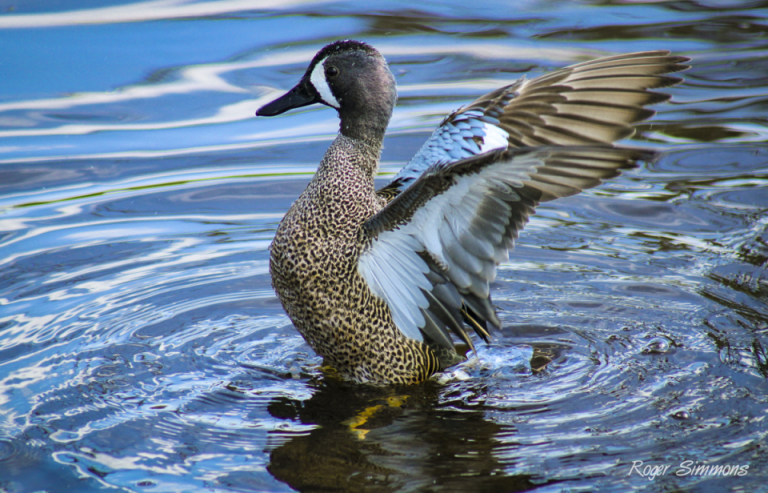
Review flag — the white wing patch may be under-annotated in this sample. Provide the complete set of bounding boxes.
[357,233,432,341]
[479,121,510,153]
[310,57,340,108]
[392,109,510,186]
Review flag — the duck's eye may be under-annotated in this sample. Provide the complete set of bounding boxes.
[326,65,339,77]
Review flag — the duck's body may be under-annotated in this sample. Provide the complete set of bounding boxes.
[270,134,439,384]
[257,41,689,385]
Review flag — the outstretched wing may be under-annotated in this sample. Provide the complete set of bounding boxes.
[361,146,653,350]
[379,51,688,199]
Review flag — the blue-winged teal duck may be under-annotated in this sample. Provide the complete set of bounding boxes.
[256,40,689,385]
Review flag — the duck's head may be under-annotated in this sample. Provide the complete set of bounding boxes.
[256,40,397,140]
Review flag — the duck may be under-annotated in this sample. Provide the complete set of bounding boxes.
[256,40,689,385]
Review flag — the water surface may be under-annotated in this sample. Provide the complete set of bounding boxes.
[1,1,767,492]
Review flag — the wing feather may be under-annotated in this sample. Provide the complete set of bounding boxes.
[379,51,688,199]
[360,146,654,351]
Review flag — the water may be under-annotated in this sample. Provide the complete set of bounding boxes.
[1,1,767,492]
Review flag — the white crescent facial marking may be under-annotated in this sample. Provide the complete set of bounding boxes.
[310,57,340,109]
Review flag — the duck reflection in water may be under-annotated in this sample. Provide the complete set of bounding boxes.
[259,378,536,492]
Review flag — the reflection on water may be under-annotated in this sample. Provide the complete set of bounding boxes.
[1,1,768,492]
[261,379,536,493]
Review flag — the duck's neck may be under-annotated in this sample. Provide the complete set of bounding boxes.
[301,133,382,226]
[318,133,382,184]
[338,114,389,144]
[337,86,393,148]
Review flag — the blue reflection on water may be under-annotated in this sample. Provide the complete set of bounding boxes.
[0,1,767,492]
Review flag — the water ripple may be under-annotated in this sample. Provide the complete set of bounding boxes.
[1,2,767,492]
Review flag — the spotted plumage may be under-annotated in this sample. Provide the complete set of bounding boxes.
[256,40,689,385]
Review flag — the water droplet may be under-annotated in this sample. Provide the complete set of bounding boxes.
[642,337,671,354]
[672,410,690,420]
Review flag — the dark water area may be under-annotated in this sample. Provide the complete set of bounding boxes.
[1,1,767,492]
